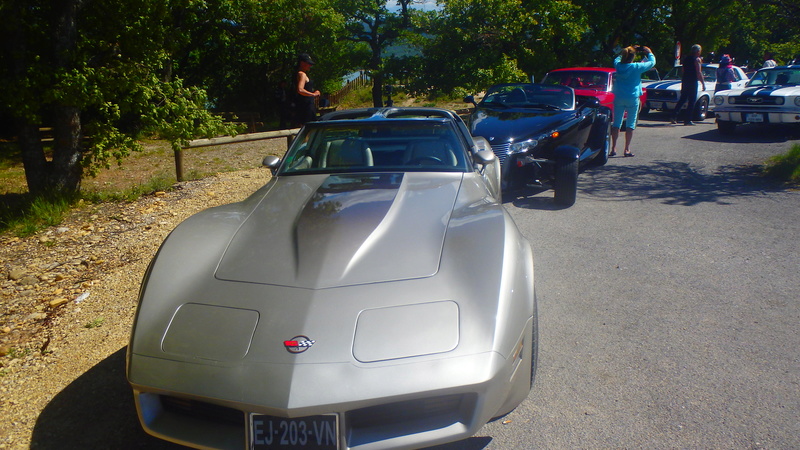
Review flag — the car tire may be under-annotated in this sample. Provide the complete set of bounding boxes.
[693,96,709,121]
[592,127,611,167]
[717,120,737,135]
[553,159,578,206]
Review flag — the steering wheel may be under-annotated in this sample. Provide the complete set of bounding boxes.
[410,156,444,165]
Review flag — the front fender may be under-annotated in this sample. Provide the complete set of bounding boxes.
[552,145,581,162]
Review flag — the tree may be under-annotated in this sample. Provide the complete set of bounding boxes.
[0,0,237,195]
[419,0,586,90]
[170,0,348,116]
[337,0,417,107]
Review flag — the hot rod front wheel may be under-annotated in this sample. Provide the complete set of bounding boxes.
[553,159,578,206]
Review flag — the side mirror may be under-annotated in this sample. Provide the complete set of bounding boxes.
[464,95,477,107]
[473,150,497,166]
[262,155,281,174]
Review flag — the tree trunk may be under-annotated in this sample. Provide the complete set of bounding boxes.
[372,71,384,108]
[43,0,86,195]
[51,106,83,193]
[18,121,50,195]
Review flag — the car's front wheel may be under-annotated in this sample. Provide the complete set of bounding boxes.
[693,96,709,121]
[717,120,737,135]
[553,159,578,206]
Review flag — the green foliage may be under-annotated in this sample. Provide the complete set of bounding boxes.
[763,144,800,185]
[0,0,798,198]
[0,194,74,237]
[415,0,584,90]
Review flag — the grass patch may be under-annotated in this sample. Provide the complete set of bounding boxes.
[1,172,179,236]
[763,144,800,185]
[0,193,75,237]
[82,173,176,203]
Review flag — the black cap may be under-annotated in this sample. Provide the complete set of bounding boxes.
[298,53,315,65]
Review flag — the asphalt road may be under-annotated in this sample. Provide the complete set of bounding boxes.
[466,117,800,448]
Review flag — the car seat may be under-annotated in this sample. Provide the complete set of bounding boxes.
[322,138,373,168]
[403,140,457,166]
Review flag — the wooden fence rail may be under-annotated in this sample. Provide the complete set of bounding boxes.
[175,128,300,181]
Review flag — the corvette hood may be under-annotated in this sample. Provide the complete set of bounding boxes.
[215,172,461,289]
[469,107,570,141]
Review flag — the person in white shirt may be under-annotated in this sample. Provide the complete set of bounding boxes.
[762,52,777,68]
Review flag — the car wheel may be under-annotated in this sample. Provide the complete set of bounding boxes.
[640,105,650,115]
[717,120,737,135]
[693,96,709,121]
[553,159,578,206]
[592,127,611,167]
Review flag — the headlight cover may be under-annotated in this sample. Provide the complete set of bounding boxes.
[794,96,800,107]
[509,139,539,154]
[714,95,725,106]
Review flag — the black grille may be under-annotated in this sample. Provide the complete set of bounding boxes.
[160,395,245,426]
[647,89,677,101]
[730,96,783,105]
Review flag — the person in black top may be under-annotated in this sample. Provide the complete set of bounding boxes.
[672,44,706,125]
[294,53,321,126]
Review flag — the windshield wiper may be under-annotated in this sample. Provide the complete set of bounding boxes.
[481,102,510,108]
[523,103,562,110]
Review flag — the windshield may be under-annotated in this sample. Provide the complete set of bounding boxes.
[542,71,609,91]
[480,83,575,110]
[278,121,470,175]
[663,65,718,82]
[746,68,800,87]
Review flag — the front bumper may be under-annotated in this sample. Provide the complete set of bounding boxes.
[714,108,800,124]
[129,345,528,450]
[646,100,677,111]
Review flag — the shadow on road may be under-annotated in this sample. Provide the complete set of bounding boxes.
[505,159,785,210]
[581,160,785,206]
[31,347,182,449]
[681,123,800,144]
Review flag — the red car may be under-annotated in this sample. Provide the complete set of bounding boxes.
[541,67,648,113]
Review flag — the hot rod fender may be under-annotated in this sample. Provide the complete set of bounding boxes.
[553,145,581,162]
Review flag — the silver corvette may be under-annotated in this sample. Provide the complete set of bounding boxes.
[127,107,537,450]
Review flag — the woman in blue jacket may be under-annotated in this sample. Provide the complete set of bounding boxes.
[612,46,656,157]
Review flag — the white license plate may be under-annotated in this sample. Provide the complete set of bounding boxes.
[250,414,338,449]
[746,113,764,123]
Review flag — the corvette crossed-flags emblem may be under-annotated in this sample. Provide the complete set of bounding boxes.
[283,336,315,353]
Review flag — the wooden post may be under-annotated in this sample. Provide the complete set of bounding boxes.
[174,148,184,181]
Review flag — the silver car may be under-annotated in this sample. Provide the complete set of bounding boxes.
[127,107,538,450]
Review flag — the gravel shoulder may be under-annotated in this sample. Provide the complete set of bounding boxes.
[0,144,279,448]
